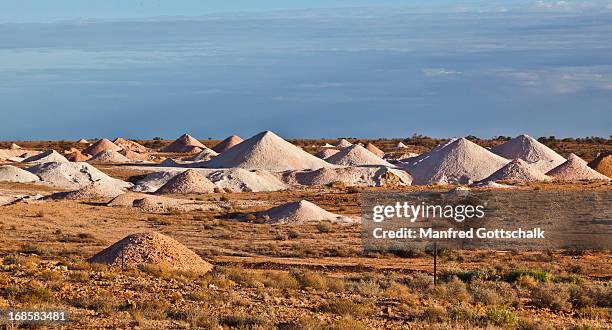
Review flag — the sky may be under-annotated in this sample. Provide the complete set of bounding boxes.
[1,1,611,140]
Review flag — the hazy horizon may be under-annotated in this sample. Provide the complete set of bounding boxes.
[1,1,611,140]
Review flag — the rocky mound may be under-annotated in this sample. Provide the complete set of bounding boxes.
[10,143,22,150]
[0,195,19,206]
[132,171,178,192]
[396,142,408,149]
[113,138,148,153]
[325,144,393,167]
[212,135,243,153]
[66,149,91,162]
[51,180,125,200]
[155,170,216,194]
[83,139,122,156]
[89,150,131,163]
[160,134,206,153]
[77,139,90,144]
[120,149,150,162]
[207,168,286,192]
[546,154,610,181]
[333,139,353,148]
[259,200,355,225]
[158,158,184,167]
[283,166,412,187]
[201,131,332,171]
[480,159,551,183]
[321,143,335,148]
[315,149,340,159]
[27,162,132,190]
[406,138,509,185]
[22,150,69,164]
[588,152,612,178]
[490,134,565,173]
[0,165,40,183]
[365,143,385,157]
[89,232,213,273]
[109,192,220,213]
[183,147,219,162]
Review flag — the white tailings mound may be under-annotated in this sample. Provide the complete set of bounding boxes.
[120,150,150,162]
[183,147,219,162]
[0,165,41,183]
[0,195,19,206]
[160,134,206,153]
[259,200,356,225]
[546,154,610,181]
[155,169,216,194]
[334,139,353,148]
[406,138,509,185]
[396,142,408,149]
[365,143,385,157]
[51,180,126,200]
[208,168,286,192]
[89,150,131,163]
[22,150,69,164]
[27,162,132,190]
[200,131,332,171]
[132,171,178,192]
[490,134,566,173]
[89,232,213,273]
[282,166,412,187]
[325,144,394,167]
[83,139,122,156]
[77,139,90,144]
[109,192,221,213]
[480,159,551,183]
[212,135,243,153]
[113,138,148,153]
[315,149,340,159]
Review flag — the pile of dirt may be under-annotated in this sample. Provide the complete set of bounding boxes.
[321,143,335,148]
[283,166,412,187]
[325,145,394,167]
[258,200,356,225]
[405,138,509,185]
[120,149,150,162]
[160,134,206,153]
[212,135,243,153]
[183,147,219,162]
[27,161,132,190]
[10,143,21,150]
[396,142,408,149]
[155,169,216,194]
[89,232,213,273]
[22,150,69,164]
[89,150,131,163]
[201,131,332,171]
[0,165,40,183]
[588,152,612,178]
[108,192,220,213]
[77,139,90,144]
[66,149,91,162]
[207,168,286,192]
[0,195,19,206]
[113,138,148,153]
[365,143,385,157]
[51,180,126,200]
[546,154,610,181]
[315,149,340,159]
[333,139,353,148]
[132,171,178,192]
[83,139,122,156]
[490,134,566,172]
[158,158,184,167]
[480,159,551,183]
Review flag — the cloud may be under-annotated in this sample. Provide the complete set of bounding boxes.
[422,68,462,77]
[495,67,612,94]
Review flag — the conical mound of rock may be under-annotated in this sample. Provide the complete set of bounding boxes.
[89,232,213,273]
[10,143,22,150]
[77,139,90,144]
[22,150,69,164]
[52,180,125,200]
[546,154,609,181]
[326,144,393,167]
[156,169,216,194]
[66,149,90,162]
[480,159,551,183]
[407,138,509,185]
[120,149,149,162]
[27,162,132,190]
[365,143,385,157]
[0,165,40,183]
[212,135,243,153]
[334,139,353,148]
[160,134,206,153]
[315,149,340,159]
[260,200,355,224]
[113,138,148,153]
[202,131,332,171]
[490,134,565,173]
[89,150,130,163]
[588,152,612,178]
[183,147,219,162]
[396,142,408,149]
[83,138,122,156]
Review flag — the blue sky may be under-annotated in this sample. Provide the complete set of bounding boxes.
[1,1,611,140]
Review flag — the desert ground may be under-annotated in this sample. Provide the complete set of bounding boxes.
[0,134,610,329]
